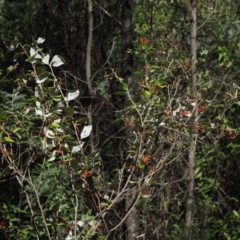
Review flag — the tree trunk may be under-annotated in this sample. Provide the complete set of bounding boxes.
[122,0,134,99]
[185,0,198,238]
[121,0,139,239]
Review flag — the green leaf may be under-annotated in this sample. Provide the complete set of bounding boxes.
[52,96,62,102]
[113,91,126,96]
[51,122,60,128]
[48,87,62,101]
[122,82,128,90]
[76,118,88,124]
[218,53,223,61]
[25,55,37,63]
[63,107,74,115]
[15,31,23,41]
[129,180,137,184]
[194,167,201,175]
[195,172,202,179]
[223,117,228,124]
[36,71,50,84]
[9,40,19,51]
[12,53,21,62]
[200,49,208,55]
[212,104,224,108]
[195,167,202,179]
[143,91,151,96]
[88,148,101,157]
[7,65,13,72]
[233,210,239,217]
[227,62,232,68]
[12,127,20,133]
[100,202,108,206]
[137,164,145,169]
[3,136,15,143]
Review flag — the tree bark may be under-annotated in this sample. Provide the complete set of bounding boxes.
[86,0,94,96]
[121,0,139,239]
[86,0,95,153]
[122,0,134,99]
[185,0,198,238]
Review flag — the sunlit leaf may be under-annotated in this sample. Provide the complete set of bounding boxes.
[65,234,73,240]
[45,112,53,118]
[48,150,57,162]
[77,220,85,228]
[67,90,80,101]
[37,37,45,44]
[56,128,64,133]
[46,129,55,139]
[36,101,41,109]
[80,125,92,139]
[26,50,42,63]
[35,109,43,116]
[71,143,84,154]
[30,47,37,57]
[103,195,110,200]
[42,54,50,65]
[51,55,65,67]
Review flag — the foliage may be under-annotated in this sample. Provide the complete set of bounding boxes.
[1,0,240,240]
[0,36,98,239]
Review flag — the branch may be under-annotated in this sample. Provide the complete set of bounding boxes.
[93,0,122,27]
[99,6,122,27]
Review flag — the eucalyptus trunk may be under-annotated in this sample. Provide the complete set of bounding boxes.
[122,0,139,239]
[185,0,198,238]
